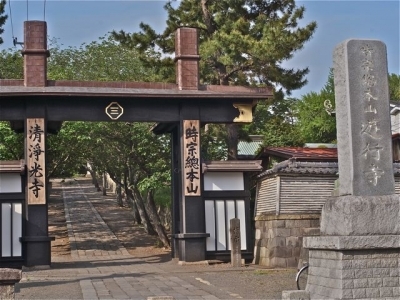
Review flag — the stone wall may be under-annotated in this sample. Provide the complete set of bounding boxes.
[253,214,320,268]
[307,248,400,299]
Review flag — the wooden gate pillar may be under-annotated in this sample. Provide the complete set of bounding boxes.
[173,28,209,262]
[170,126,181,259]
[175,118,209,262]
[22,117,53,267]
[20,21,53,267]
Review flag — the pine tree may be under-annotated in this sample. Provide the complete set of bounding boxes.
[296,70,337,143]
[0,0,7,45]
[112,0,317,159]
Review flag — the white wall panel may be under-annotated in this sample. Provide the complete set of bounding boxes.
[216,200,226,250]
[12,203,22,256]
[205,200,216,251]
[1,203,11,257]
[0,173,22,193]
[204,172,244,191]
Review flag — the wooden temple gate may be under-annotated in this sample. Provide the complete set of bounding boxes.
[0,21,272,267]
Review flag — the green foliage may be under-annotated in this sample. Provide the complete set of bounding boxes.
[0,48,23,79]
[0,0,7,45]
[296,70,336,143]
[0,121,24,160]
[154,186,172,208]
[46,121,93,178]
[112,0,317,92]
[389,73,400,101]
[112,0,316,158]
[46,121,172,197]
[201,125,228,160]
[294,71,400,144]
[246,96,303,147]
[48,35,165,82]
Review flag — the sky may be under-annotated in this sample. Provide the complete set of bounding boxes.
[1,0,399,98]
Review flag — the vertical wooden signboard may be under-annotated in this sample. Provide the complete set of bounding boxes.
[27,118,46,204]
[183,120,201,196]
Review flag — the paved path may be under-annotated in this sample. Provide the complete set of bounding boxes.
[62,183,130,258]
[15,181,297,300]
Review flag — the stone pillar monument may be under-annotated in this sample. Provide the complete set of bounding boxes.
[230,218,242,267]
[283,39,400,300]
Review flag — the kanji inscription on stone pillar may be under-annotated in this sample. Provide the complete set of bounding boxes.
[334,39,394,196]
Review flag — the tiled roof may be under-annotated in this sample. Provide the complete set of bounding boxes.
[0,80,273,99]
[257,147,338,161]
[258,158,339,177]
[0,160,25,173]
[202,160,263,173]
[259,160,400,178]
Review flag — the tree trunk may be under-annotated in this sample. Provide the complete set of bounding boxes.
[158,206,171,231]
[145,190,170,248]
[87,167,101,191]
[124,188,141,224]
[102,172,107,195]
[105,173,124,207]
[226,123,239,160]
[123,175,141,224]
[128,188,156,235]
[116,183,123,207]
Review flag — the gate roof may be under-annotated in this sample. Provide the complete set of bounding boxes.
[0,80,273,99]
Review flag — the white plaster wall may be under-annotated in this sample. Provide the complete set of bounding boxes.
[204,172,244,191]
[0,173,22,193]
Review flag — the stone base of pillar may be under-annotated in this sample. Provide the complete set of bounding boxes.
[320,195,400,236]
[174,233,210,262]
[282,195,400,299]
[20,236,55,267]
[0,268,22,300]
[302,235,400,299]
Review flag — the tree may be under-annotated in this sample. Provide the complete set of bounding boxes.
[46,37,172,247]
[0,36,173,246]
[112,0,317,159]
[0,0,7,45]
[48,35,165,82]
[246,96,303,147]
[295,71,400,144]
[80,122,172,247]
[46,121,91,178]
[0,48,23,79]
[296,69,336,143]
[389,73,400,101]
[0,121,24,160]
